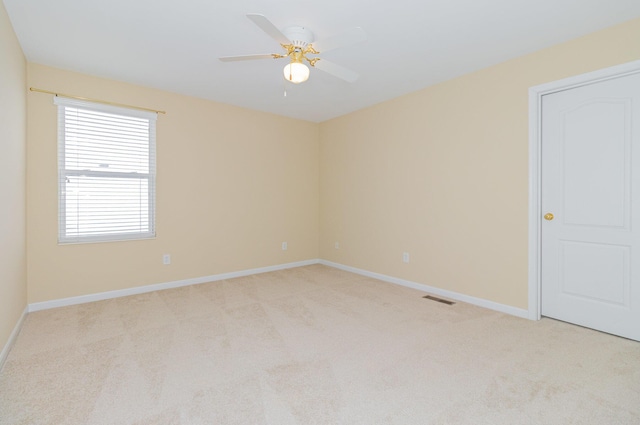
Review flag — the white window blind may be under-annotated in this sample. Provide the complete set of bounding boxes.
[55,96,157,244]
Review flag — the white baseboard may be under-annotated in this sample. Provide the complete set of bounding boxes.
[26,258,528,320]
[28,259,320,313]
[0,306,28,371]
[319,260,530,319]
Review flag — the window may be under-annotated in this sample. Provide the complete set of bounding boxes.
[56,97,157,244]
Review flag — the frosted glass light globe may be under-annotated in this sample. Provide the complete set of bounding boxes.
[283,62,310,84]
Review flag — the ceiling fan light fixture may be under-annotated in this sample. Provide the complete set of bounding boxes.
[283,62,310,84]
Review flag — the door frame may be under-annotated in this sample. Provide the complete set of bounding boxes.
[528,60,640,321]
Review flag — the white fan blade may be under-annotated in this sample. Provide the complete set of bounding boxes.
[313,59,359,83]
[313,27,366,53]
[219,54,277,62]
[247,14,290,45]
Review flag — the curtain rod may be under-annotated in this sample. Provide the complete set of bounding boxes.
[29,87,166,114]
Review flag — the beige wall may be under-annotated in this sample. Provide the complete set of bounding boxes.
[27,64,320,303]
[0,3,27,352]
[320,18,640,310]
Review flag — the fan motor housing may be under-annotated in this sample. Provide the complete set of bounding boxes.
[283,26,314,47]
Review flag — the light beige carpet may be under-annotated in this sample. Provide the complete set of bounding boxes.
[0,264,638,424]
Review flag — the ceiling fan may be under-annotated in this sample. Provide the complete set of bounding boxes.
[219,14,366,84]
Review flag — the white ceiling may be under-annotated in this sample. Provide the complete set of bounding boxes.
[5,0,640,122]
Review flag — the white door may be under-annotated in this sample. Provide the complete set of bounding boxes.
[541,71,640,341]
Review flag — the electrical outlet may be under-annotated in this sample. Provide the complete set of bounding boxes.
[335,242,340,249]
[282,242,288,251]
[163,254,171,265]
[402,252,410,263]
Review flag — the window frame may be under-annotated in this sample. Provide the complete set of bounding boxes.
[55,96,157,244]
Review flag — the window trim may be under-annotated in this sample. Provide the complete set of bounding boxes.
[55,96,157,244]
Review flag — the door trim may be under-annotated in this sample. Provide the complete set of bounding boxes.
[528,60,640,321]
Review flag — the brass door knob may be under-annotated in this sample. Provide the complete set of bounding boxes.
[544,213,554,221]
